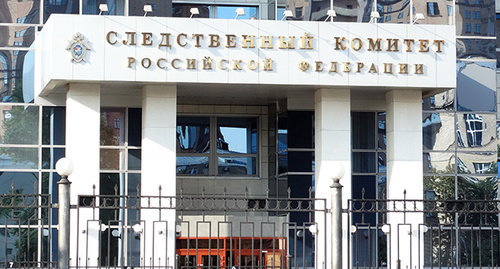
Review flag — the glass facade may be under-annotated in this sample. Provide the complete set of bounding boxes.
[0,0,499,266]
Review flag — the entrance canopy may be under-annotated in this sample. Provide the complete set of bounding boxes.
[36,15,456,103]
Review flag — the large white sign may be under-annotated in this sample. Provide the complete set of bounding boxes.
[38,15,456,92]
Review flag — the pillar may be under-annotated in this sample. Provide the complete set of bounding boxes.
[65,83,100,267]
[314,88,351,269]
[141,85,177,268]
[385,90,423,269]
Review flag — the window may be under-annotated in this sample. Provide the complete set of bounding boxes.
[176,116,258,176]
[447,5,452,16]
[427,2,440,15]
[465,23,471,33]
[385,15,391,21]
[398,12,404,18]
[473,23,481,33]
[295,7,303,18]
[15,29,26,37]
[465,114,483,147]
[465,10,471,18]
[472,11,480,19]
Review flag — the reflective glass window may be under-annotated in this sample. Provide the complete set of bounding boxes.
[0,172,38,195]
[456,61,496,111]
[176,156,209,175]
[177,117,210,153]
[352,152,376,173]
[352,112,375,150]
[43,0,79,23]
[129,0,167,16]
[176,116,258,176]
[218,157,256,175]
[457,175,498,200]
[422,90,454,111]
[0,26,36,48]
[465,10,471,18]
[0,105,39,145]
[100,148,122,170]
[172,4,209,18]
[377,112,386,150]
[456,113,496,151]
[217,117,257,154]
[42,107,65,145]
[216,6,258,20]
[4,1,41,24]
[423,152,455,173]
[424,175,455,200]
[422,113,455,151]
[101,108,124,146]
[83,0,124,15]
[456,152,497,174]
[0,49,35,103]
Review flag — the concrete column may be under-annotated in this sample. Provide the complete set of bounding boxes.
[65,83,100,267]
[141,85,177,268]
[385,90,423,269]
[314,88,351,269]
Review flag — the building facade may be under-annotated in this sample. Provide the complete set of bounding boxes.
[0,0,497,269]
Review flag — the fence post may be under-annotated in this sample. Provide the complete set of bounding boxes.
[331,163,345,269]
[56,158,74,269]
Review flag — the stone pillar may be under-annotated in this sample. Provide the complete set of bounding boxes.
[141,85,177,268]
[314,88,351,269]
[385,90,423,269]
[65,83,100,267]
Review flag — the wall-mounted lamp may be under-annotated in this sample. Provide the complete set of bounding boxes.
[325,9,336,22]
[98,4,108,15]
[413,13,425,24]
[189,7,199,18]
[282,10,293,21]
[143,5,153,16]
[235,8,245,19]
[369,11,380,23]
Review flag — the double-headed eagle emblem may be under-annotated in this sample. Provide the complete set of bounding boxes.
[67,32,91,63]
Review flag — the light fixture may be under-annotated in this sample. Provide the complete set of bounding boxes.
[282,10,293,21]
[381,224,390,234]
[143,5,153,16]
[189,7,199,18]
[112,229,121,238]
[296,230,304,238]
[235,8,245,19]
[56,158,74,177]
[325,9,336,22]
[331,162,345,181]
[413,13,425,24]
[308,224,317,235]
[132,224,143,234]
[98,4,108,15]
[369,11,380,23]
[350,225,357,234]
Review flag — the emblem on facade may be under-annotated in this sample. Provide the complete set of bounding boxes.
[67,33,91,63]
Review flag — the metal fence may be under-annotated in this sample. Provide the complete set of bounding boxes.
[0,185,499,269]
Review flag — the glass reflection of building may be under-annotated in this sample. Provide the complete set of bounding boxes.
[0,0,498,267]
